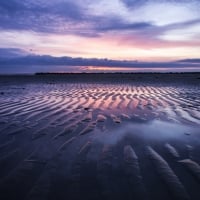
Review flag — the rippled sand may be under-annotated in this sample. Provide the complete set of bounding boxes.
[0,74,200,200]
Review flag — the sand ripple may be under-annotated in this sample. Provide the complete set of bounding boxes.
[0,80,200,200]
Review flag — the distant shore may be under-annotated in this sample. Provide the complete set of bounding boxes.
[0,72,199,85]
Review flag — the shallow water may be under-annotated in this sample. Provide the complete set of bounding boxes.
[0,77,200,200]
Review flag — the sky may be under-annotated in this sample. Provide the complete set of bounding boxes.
[0,0,200,73]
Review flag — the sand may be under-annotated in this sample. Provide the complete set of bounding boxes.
[0,73,199,200]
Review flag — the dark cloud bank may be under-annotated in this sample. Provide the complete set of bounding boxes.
[0,48,199,74]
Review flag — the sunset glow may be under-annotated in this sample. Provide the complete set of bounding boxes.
[0,0,200,72]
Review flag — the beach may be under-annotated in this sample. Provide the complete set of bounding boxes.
[0,73,200,200]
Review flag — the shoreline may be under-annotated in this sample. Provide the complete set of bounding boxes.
[0,72,199,85]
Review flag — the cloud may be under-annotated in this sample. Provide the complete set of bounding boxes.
[1,0,199,35]
[0,47,199,73]
[96,16,153,32]
[159,22,200,42]
[0,0,200,63]
[122,0,199,8]
[0,0,26,12]
[177,58,200,63]
[0,0,153,36]
[0,51,199,69]
[121,0,148,8]
[0,48,29,58]
[0,0,199,44]
[0,0,87,33]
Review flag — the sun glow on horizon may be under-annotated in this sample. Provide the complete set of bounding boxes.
[1,30,199,62]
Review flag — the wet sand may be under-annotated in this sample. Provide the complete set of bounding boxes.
[0,73,200,200]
